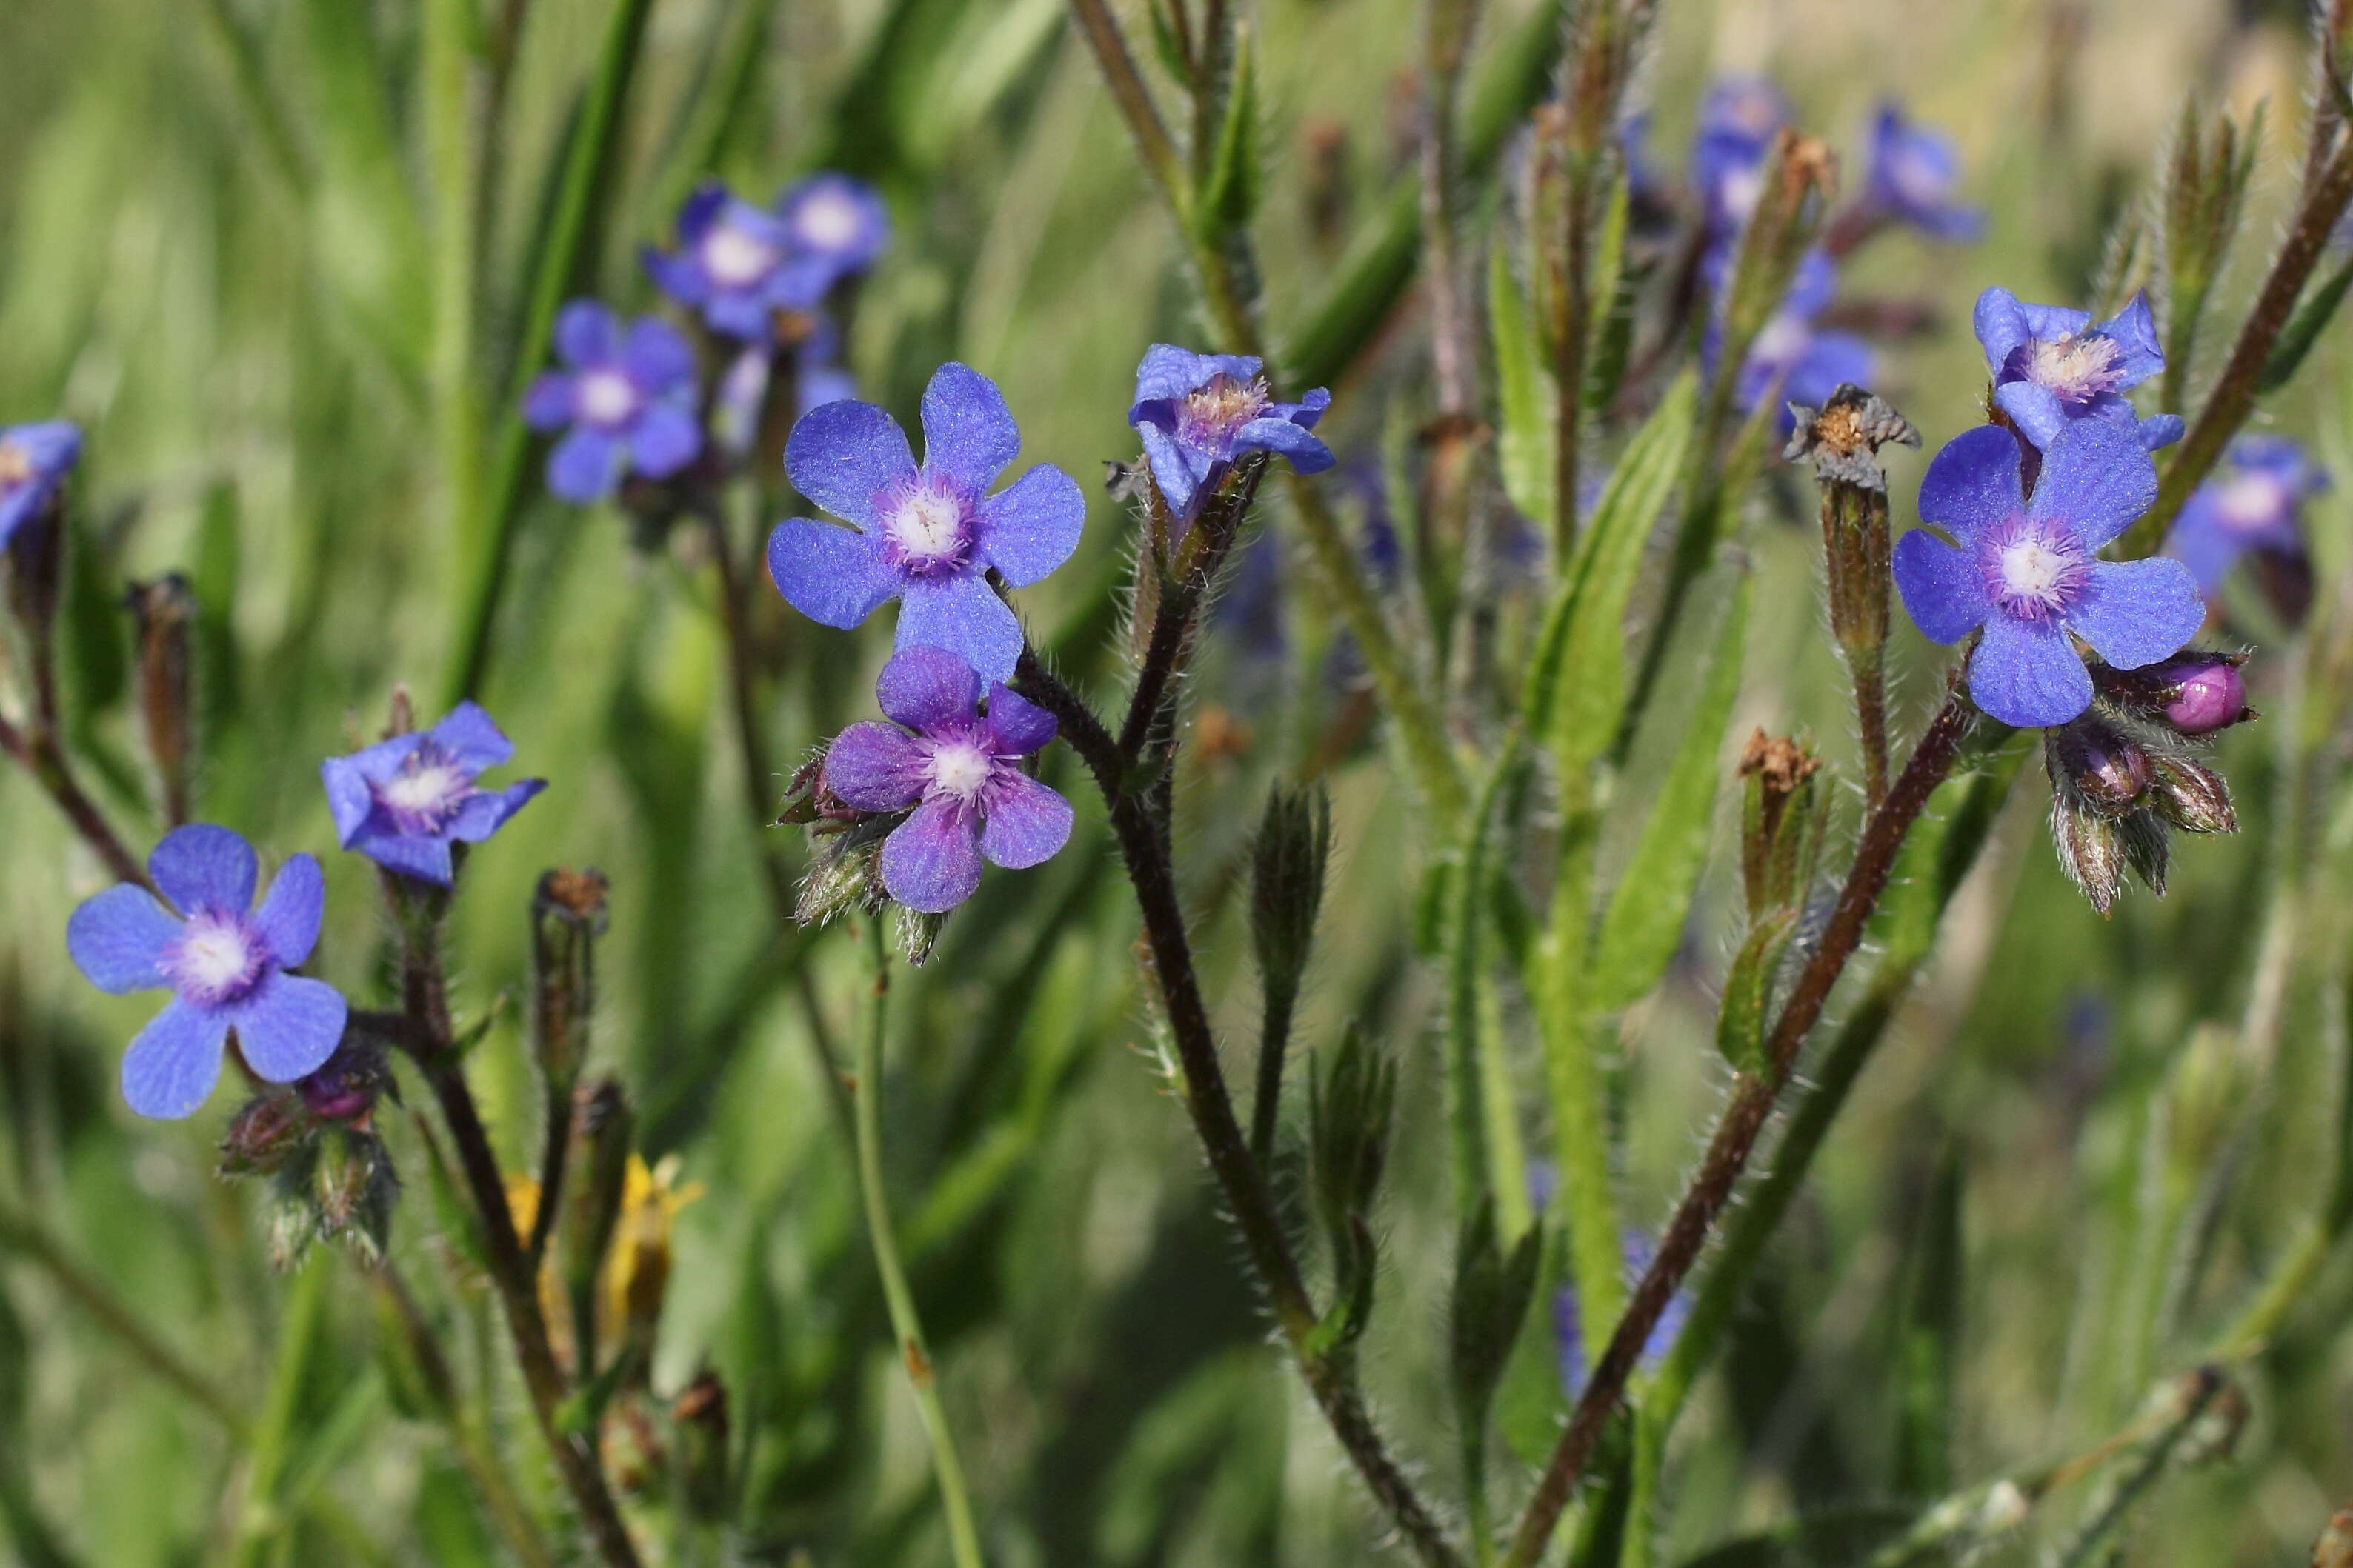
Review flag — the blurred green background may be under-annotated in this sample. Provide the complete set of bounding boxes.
[4,0,2353,1563]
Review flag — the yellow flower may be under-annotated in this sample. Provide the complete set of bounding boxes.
[605,1154,703,1346]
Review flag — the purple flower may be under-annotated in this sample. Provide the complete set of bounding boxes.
[1974,287,2183,453]
[767,362,1085,681]
[1893,420,2203,729]
[1553,1230,1691,1397]
[1704,250,1874,429]
[1127,345,1334,522]
[522,302,702,504]
[775,173,890,289]
[66,825,347,1119]
[1689,76,1788,236]
[1862,101,1983,241]
[711,320,859,458]
[820,645,1072,913]
[0,421,81,547]
[2163,435,2327,593]
[645,182,829,341]
[320,702,546,886]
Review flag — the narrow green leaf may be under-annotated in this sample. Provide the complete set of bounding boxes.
[1522,370,1698,767]
[2259,250,2353,393]
[1583,175,1636,413]
[1490,238,1557,527]
[1891,1149,1963,1497]
[1715,910,1795,1075]
[1590,569,1750,1010]
[1196,24,1258,236]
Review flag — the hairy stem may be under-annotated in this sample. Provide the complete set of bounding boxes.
[0,716,149,889]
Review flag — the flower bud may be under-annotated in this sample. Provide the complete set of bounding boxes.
[219,1092,309,1176]
[2149,755,2237,835]
[896,903,946,967]
[1737,731,1828,915]
[2049,718,2151,818]
[2049,795,2126,916]
[797,837,885,927]
[125,575,197,824]
[2312,1509,2353,1568]
[296,1038,392,1124]
[313,1127,399,1261]
[1249,784,1333,1012]
[561,1078,633,1352]
[2091,651,2253,735]
[670,1371,734,1523]
[531,867,609,1092]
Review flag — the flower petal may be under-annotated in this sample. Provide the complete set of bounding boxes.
[767,518,902,629]
[1138,421,1211,519]
[2017,301,2092,344]
[2091,292,2164,389]
[1992,380,2066,450]
[1915,425,2024,542]
[226,973,347,1084]
[252,855,325,969]
[643,244,710,305]
[2028,416,2157,548]
[629,401,702,479]
[351,827,456,886]
[523,373,575,431]
[879,799,983,913]
[1234,416,1336,475]
[623,318,696,391]
[1970,613,2092,728]
[974,464,1085,587]
[2138,413,2185,450]
[321,756,380,847]
[151,824,258,917]
[984,684,1056,755]
[428,702,514,771]
[2067,557,2206,669]
[548,427,621,504]
[121,1000,230,1120]
[67,884,180,994]
[1785,330,1875,413]
[1892,530,1990,644]
[823,721,930,810]
[785,399,916,527]
[449,778,545,842]
[979,773,1072,870]
[896,573,1024,682]
[1131,344,1259,415]
[875,644,981,732]
[554,300,622,369]
[919,362,1022,496]
[1971,287,2031,372]
[2163,501,2243,593]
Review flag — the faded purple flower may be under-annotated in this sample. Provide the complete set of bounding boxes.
[0,421,81,548]
[522,302,702,504]
[321,702,546,886]
[775,173,890,289]
[1974,287,2183,452]
[1689,76,1788,236]
[1863,101,1983,241]
[711,319,858,458]
[644,181,827,340]
[767,362,1085,681]
[1893,420,2203,729]
[1128,345,1334,522]
[2163,434,2327,593]
[66,825,347,1119]
[1704,250,1874,428]
[1553,1230,1691,1397]
[820,645,1072,913]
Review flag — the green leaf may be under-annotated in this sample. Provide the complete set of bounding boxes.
[1522,370,1698,769]
[1891,1148,1963,1497]
[1490,238,1557,526]
[1196,24,1258,238]
[2259,249,2353,393]
[1583,175,1637,413]
[1590,569,1749,1010]
[1715,910,1796,1075]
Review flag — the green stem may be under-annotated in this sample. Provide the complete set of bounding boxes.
[853,920,985,1568]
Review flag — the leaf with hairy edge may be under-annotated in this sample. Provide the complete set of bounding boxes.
[1522,370,1698,769]
[1197,24,1259,238]
[2260,250,2353,393]
[1491,240,1558,526]
[1591,568,1750,1010]
[1716,910,1795,1075]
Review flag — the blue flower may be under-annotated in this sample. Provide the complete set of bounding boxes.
[775,173,890,290]
[523,302,703,504]
[1862,101,1983,241]
[1127,345,1334,523]
[0,421,81,548]
[644,181,828,341]
[1893,421,2204,728]
[321,702,546,886]
[2163,434,2328,594]
[66,825,347,1120]
[767,362,1085,681]
[1974,287,2182,453]
[820,645,1072,913]
[711,319,859,459]
[1689,76,1788,237]
[1703,250,1874,430]
[1553,1230,1692,1397]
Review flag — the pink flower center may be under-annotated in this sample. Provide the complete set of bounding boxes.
[1176,374,1274,453]
[879,481,973,576]
[1979,515,2089,622]
[2023,333,2123,404]
[165,912,268,1007]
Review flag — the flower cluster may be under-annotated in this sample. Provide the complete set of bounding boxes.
[67,702,543,1120]
[524,303,703,504]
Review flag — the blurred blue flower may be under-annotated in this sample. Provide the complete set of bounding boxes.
[1973,287,2181,452]
[1861,101,1983,242]
[711,320,859,458]
[321,701,546,887]
[1703,250,1874,430]
[66,824,346,1119]
[645,181,828,340]
[821,644,1071,913]
[523,302,703,504]
[768,362,1084,681]
[1689,76,1788,237]
[2163,434,2328,595]
[776,173,890,290]
[1554,1230,1693,1397]
[0,420,81,547]
[1128,345,1333,524]
[1893,421,2201,727]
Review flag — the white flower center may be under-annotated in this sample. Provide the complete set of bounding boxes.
[166,914,266,1005]
[2000,539,2068,603]
[882,487,970,572]
[2214,471,2286,530]
[381,761,468,815]
[795,191,863,250]
[1749,311,1809,373]
[1888,144,1946,205]
[928,741,992,802]
[702,221,779,287]
[577,370,640,427]
[1717,166,1764,223]
[2026,333,2122,404]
